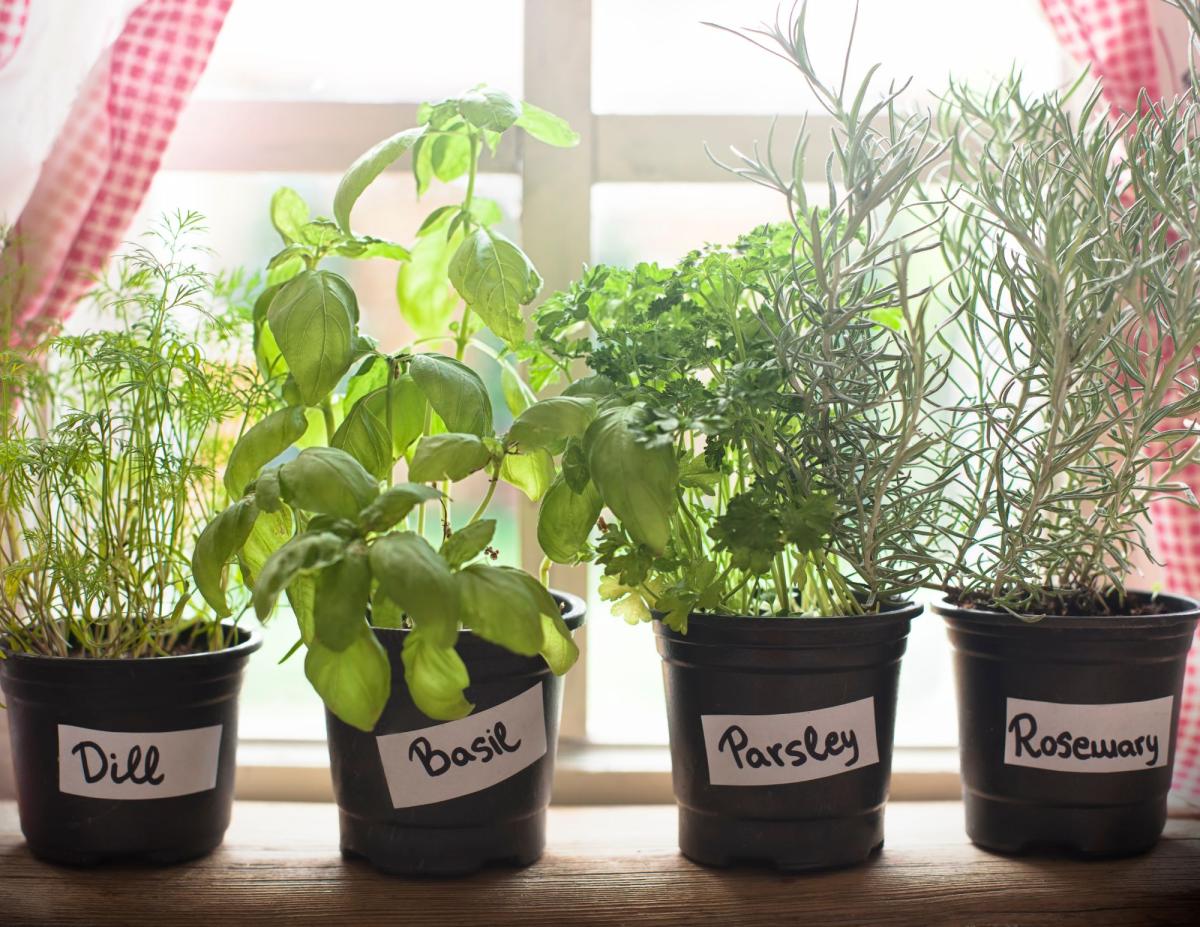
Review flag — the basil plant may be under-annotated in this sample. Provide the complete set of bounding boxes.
[192,89,588,731]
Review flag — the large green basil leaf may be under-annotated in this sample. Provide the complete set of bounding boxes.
[287,574,317,643]
[305,623,391,731]
[539,607,579,675]
[448,229,541,348]
[584,406,678,554]
[253,531,347,622]
[270,187,309,243]
[396,228,463,337]
[278,447,380,520]
[401,627,472,721]
[238,504,294,588]
[458,88,521,132]
[358,482,443,533]
[500,448,554,502]
[369,531,458,638]
[454,563,543,656]
[408,432,491,483]
[516,101,579,147]
[331,376,426,479]
[507,397,597,450]
[192,498,258,617]
[224,406,309,498]
[440,519,496,570]
[537,476,602,564]
[409,353,492,436]
[431,131,472,182]
[314,546,371,651]
[267,270,358,405]
[334,125,425,233]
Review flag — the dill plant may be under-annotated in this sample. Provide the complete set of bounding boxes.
[931,18,1200,615]
[0,213,265,657]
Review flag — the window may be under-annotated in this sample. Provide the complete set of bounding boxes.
[143,0,1066,791]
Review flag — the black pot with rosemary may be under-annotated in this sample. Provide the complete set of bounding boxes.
[929,10,1200,857]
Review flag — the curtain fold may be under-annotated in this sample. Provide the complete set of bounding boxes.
[2,0,232,344]
[1042,0,1200,802]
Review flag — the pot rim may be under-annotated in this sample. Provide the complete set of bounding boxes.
[368,588,587,635]
[1,621,262,667]
[654,598,923,632]
[931,589,1200,629]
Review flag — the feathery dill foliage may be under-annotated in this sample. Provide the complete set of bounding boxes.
[0,213,265,657]
[531,3,964,620]
[930,21,1200,615]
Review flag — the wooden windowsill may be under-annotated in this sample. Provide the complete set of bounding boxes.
[1,801,1197,925]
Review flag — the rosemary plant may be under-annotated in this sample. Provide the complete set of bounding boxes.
[932,28,1200,615]
[0,213,264,657]
[530,3,964,623]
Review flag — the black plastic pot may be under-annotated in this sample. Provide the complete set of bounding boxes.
[654,603,918,871]
[0,625,261,865]
[326,591,585,876]
[935,593,1200,857]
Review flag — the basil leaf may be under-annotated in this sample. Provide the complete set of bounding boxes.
[441,519,496,570]
[448,229,541,348]
[537,476,602,563]
[455,563,543,655]
[516,101,579,147]
[267,270,358,405]
[305,623,391,731]
[458,88,521,132]
[224,406,309,498]
[192,498,258,617]
[314,546,371,651]
[561,439,589,493]
[401,627,473,721]
[584,406,678,554]
[331,376,426,479]
[499,358,535,417]
[334,125,425,233]
[278,447,380,520]
[507,396,597,450]
[538,607,579,675]
[253,531,347,622]
[431,131,472,182]
[370,531,458,638]
[238,504,294,588]
[253,464,283,513]
[408,432,492,483]
[500,448,554,502]
[359,482,443,533]
[409,353,492,436]
[335,236,411,262]
[270,187,309,243]
[396,228,463,336]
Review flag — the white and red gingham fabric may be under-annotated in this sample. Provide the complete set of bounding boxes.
[1042,0,1200,803]
[3,0,231,344]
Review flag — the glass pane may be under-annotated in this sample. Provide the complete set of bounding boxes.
[594,0,1063,114]
[197,0,523,102]
[586,181,957,747]
[129,170,523,740]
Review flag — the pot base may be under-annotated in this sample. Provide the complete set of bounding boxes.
[338,808,545,876]
[25,836,222,868]
[964,792,1167,858]
[678,804,884,871]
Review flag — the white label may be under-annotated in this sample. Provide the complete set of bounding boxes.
[1004,696,1174,773]
[376,684,547,808]
[701,697,880,786]
[58,724,222,799]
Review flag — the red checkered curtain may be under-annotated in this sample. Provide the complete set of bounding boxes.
[1,0,232,344]
[1041,0,1200,801]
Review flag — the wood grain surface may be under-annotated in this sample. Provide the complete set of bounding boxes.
[1,801,1197,926]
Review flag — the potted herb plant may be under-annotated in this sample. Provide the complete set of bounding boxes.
[193,88,589,875]
[527,10,960,870]
[929,19,1200,856]
[0,215,263,865]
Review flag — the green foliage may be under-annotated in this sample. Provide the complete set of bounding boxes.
[930,36,1200,614]
[192,89,583,729]
[0,214,267,656]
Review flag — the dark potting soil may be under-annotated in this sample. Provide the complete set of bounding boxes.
[946,587,1167,618]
